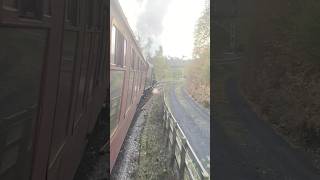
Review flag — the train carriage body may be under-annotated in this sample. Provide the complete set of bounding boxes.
[0,0,110,179]
[110,0,148,171]
[0,0,149,178]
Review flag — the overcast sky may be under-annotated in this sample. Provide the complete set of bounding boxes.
[119,0,206,59]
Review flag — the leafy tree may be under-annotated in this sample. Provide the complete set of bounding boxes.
[192,0,210,60]
[274,0,320,63]
[185,1,210,107]
[152,46,171,81]
[240,0,320,146]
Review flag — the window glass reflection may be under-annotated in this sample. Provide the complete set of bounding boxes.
[110,70,124,135]
[0,27,46,180]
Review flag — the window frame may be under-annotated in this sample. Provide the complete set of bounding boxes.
[123,39,127,67]
[110,25,117,65]
[110,23,126,67]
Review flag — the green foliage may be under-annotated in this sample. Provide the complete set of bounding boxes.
[190,0,210,83]
[185,1,210,106]
[192,0,210,59]
[152,46,172,81]
[136,95,174,179]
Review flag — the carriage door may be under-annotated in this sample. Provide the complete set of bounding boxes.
[47,1,79,179]
[73,0,99,135]
[0,0,50,179]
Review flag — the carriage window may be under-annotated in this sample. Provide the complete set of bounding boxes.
[133,55,136,69]
[137,59,139,70]
[65,0,78,25]
[131,71,136,104]
[43,0,52,16]
[125,44,130,67]
[140,73,144,92]
[133,54,137,70]
[3,0,51,19]
[0,27,46,180]
[139,73,142,91]
[95,1,102,28]
[115,29,125,66]
[131,50,135,69]
[126,71,134,110]
[123,40,127,66]
[138,59,141,70]
[135,56,139,70]
[111,25,116,64]
[136,73,140,93]
[140,60,142,70]
[3,0,17,9]
[135,56,140,70]
[86,0,94,27]
[91,0,97,27]
[111,25,125,67]
[135,74,139,95]
[19,0,43,19]
[88,0,101,28]
[110,71,125,136]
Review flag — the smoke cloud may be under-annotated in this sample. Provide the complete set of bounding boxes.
[135,0,173,57]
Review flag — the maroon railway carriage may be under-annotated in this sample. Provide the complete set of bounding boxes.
[0,0,110,180]
[109,0,149,172]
